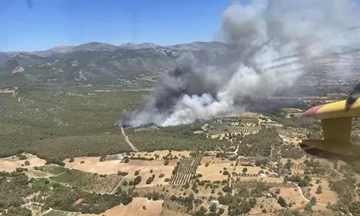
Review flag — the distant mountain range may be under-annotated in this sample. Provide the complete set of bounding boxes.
[0,41,241,88]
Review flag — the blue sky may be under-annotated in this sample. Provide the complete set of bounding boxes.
[0,0,247,51]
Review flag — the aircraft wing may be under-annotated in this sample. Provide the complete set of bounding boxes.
[300,99,360,160]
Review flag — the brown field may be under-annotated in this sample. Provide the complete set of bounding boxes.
[197,162,232,181]
[80,198,163,216]
[308,180,337,205]
[234,165,263,175]
[270,186,331,213]
[64,157,177,188]
[64,156,177,183]
[0,153,46,172]
[200,156,230,165]
[271,187,307,210]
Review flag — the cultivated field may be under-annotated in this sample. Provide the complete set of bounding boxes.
[170,155,202,185]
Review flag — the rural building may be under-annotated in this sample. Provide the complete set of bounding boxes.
[75,198,84,205]
[259,173,267,177]
[239,161,255,167]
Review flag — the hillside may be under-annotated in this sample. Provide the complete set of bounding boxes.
[0,41,241,88]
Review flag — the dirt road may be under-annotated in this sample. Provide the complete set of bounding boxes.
[280,177,326,206]
[121,126,139,152]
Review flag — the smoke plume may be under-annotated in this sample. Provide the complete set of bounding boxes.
[120,0,360,127]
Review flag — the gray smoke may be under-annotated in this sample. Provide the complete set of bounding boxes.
[121,0,360,127]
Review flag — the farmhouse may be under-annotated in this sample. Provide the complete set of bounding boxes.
[75,198,84,205]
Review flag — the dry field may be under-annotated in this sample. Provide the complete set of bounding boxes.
[197,162,232,181]
[308,179,337,205]
[200,156,230,165]
[79,198,163,216]
[234,165,264,175]
[271,187,307,210]
[0,153,46,172]
[64,156,177,183]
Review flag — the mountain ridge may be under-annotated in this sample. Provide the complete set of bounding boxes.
[0,41,241,88]
[0,41,227,58]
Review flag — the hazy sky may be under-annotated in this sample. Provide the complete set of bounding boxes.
[0,0,250,51]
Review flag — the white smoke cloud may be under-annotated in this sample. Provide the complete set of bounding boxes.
[121,0,360,127]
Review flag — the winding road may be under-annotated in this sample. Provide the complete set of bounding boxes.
[279,177,327,206]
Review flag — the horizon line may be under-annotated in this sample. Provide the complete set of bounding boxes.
[1,39,225,53]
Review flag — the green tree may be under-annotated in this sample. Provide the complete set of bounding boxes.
[349,201,360,215]
[316,185,322,194]
[277,196,288,207]
[209,202,217,212]
[121,196,133,205]
[304,203,312,212]
[134,176,142,185]
[310,197,317,205]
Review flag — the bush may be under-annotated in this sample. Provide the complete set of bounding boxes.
[69,157,74,163]
[159,173,165,178]
[310,197,317,205]
[164,160,169,166]
[24,161,30,166]
[18,155,27,160]
[277,196,287,207]
[222,185,232,193]
[316,185,322,194]
[121,196,133,205]
[134,176,142,185]
[146,177,154,184]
